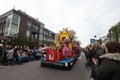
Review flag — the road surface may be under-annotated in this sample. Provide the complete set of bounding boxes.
[0,52,89,80]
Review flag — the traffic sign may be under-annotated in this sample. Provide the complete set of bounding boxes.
[90,39,96,43]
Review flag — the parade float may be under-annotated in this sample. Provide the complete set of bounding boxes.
[41,28,81,70]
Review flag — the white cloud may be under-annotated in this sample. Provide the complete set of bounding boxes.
[0,0,120,47]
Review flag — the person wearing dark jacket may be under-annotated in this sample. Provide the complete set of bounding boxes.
[95,41,120,80]
[90,42,105,79]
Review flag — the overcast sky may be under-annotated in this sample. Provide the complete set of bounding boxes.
[0,0,120,47]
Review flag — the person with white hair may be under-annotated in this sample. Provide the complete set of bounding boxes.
[90,42,106,79]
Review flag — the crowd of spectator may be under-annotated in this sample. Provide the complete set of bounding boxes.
[0,45,44,66]
[84,41,120,80]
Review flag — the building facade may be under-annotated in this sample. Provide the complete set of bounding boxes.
[0,9,55,46]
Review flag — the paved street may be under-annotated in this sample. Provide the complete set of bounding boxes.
[0,52,89,80]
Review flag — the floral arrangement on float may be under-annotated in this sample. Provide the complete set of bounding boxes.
[55,28,76,47]
[46,28,80,62]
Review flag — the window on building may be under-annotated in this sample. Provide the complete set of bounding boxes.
[35,34,38,39]
[40,28,44,34]
[26,30,30,38]
[12,13,19,25]
[39,34,43,40]
[27,21,32,29]
[9,13,20,35]
[10,24,18,35]
[33,25,38,31]
[40,23,44,28]
[6,19,10,27]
